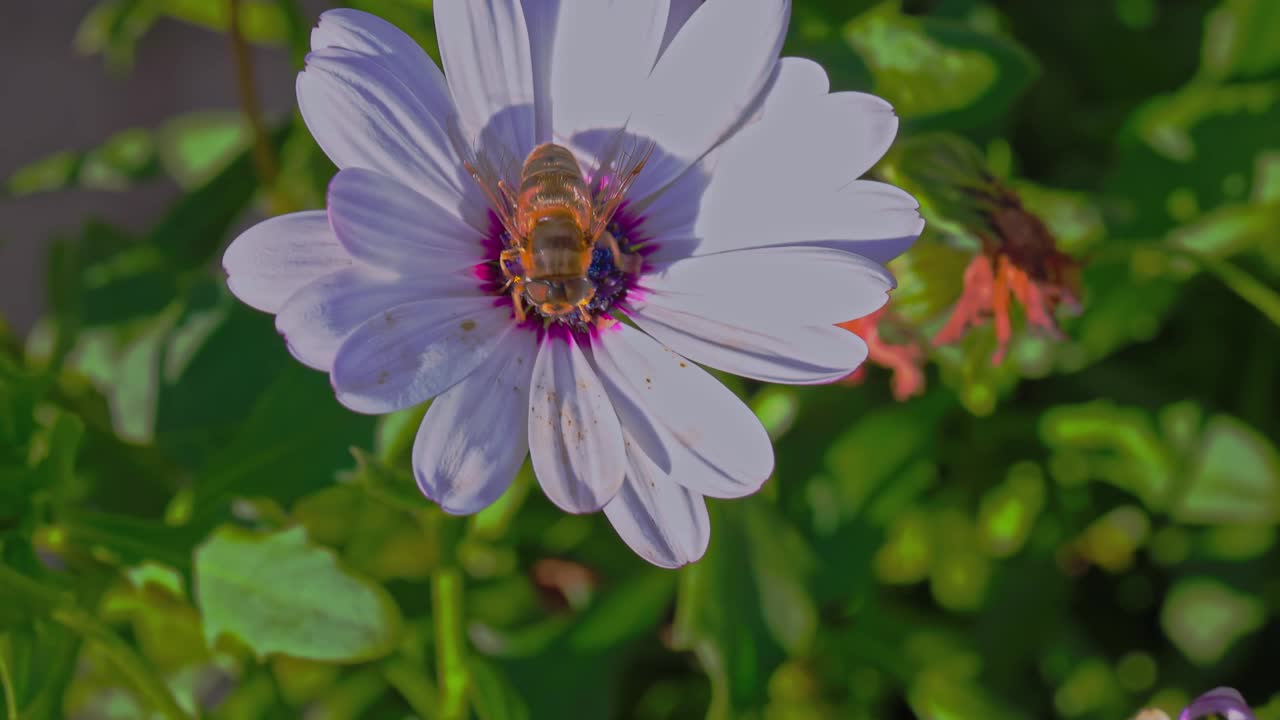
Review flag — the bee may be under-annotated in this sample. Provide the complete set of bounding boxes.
[456,132,654,323]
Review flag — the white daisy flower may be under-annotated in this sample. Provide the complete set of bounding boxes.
[222,0,923,568]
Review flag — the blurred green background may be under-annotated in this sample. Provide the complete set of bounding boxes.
[2,0,1279,718]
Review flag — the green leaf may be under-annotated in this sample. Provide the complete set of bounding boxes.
[1201,0,1280,82]
[194,526,404,662]
[1174,415,1280,524]
[1160,577,1264,666]
[157,112,250,189]
[843,1,1037,129]
[150,122,290,271]
[5,129,158,197]
[469,657,531,720]
[158,0,288,45]
[672,500,783,720]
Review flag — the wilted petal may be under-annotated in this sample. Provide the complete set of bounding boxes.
[331,297,513,414]
[414,329,537,514]
[223,211,351,314]
[604,430,711,568]
[528,331,626,513]
[593,324,773,498]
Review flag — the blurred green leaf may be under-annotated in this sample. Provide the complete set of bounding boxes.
[469,657,531,720]
[158,112,251,189]
[1174,415,1280,524]
[844,1,1037,129]
[1200,0,1280,82]
[194,525,404,662]
[5,129,158,197]
[1160,577,1265,665]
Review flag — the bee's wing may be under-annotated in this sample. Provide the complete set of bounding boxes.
[448,117,522,242]
[587,129,656,240]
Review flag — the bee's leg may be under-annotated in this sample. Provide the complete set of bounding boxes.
[597,231,641,275]
[511,281,528,323]
[577,305,592,324]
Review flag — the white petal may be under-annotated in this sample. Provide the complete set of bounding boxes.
[546,0,668,154]
[659,0,704,56]
[298,48,477,222]
[223,211,351,313]
[311,8,454,120]
[637,246,893,328]
[327,168,489,274]
[528,332,626,513]
[604,433,711,569]
[757,57,830,116]
[413,329,537,514]
[594,325,773,498]
[626,303,868,385]
[653,181,922,266]
[628,0,790,202]
[276,266,476,372]
[331,297,513,414]
[435,0,537,159]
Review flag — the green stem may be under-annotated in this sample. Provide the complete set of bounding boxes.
[1195,254,1280,327]
[432,564,470,720]
[383,657,441,720]
[0,564,190,720]
[0,636,16,720]
[51,609,192,720]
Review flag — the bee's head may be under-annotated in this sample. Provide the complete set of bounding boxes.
[524,278,596,318]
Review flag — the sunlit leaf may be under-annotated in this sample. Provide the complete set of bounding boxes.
[1160,577,1264,666]
[1174,415,1280,524]
[1200,0,1280,82]
[844,1,1037,129]
[195,526,404,662]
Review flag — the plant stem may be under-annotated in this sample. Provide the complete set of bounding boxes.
[51,609,193,720]
[0,636,16,720]
[1194,253,1280,328]
[0,564,190,720]
[228,0,280,191]
[432,554,470,720]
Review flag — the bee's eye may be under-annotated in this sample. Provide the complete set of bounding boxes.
[524,282,551,304]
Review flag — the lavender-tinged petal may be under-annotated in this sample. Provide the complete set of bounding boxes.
[298,48,478,223]
[331,297,513,414]
[628,0,790,203]
[327,168,489,273]
[544,0,668,155]
[413,329,536,514]
[659,0,704,57]
[1180,688,1256,720]
[276,266,476,372]
[222,211,351,314]
[528,333,626,513]
[604,431,711,569]
[627,303,868,385]
[435,0,538,159]
[636,246,894,328]
[311,8,454,119]
[593,324,774,498]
